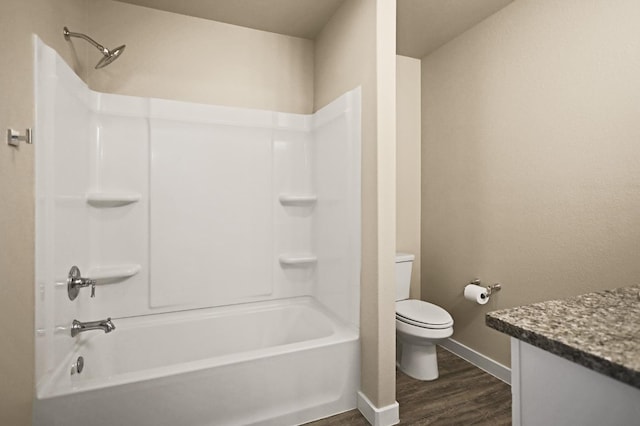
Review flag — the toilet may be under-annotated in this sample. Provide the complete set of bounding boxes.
[395,252,453,381]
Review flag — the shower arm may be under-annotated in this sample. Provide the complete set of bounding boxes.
[63,27,109,55]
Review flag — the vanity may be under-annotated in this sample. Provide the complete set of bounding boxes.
[487,285,640,426]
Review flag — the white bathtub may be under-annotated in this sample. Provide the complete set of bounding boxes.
[34,297,359,426]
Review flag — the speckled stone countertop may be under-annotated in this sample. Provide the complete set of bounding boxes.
[486,285,640,389]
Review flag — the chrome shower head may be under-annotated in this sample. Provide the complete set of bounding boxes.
[95,44,126,69]
[63,26,126,69]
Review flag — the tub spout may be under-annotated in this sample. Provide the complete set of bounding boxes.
[71,318,116,337]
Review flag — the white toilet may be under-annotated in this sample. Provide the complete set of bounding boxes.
[395,252,453,381]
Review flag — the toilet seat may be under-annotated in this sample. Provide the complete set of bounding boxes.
[396,317,453,341]
[396,299,453,329]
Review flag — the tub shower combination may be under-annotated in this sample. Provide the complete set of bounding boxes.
[33,38,361,426]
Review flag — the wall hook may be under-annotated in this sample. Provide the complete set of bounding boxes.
[7,128,32,147]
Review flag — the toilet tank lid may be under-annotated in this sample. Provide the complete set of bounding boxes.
[396,252,415,262]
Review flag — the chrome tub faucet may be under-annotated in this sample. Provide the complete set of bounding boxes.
[71,318,116,337]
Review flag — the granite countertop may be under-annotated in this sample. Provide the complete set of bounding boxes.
[486,285,640,389]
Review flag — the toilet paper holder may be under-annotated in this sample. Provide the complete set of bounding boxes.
[469,279,502,295]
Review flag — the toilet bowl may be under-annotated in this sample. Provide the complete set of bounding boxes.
[395,253,454,381]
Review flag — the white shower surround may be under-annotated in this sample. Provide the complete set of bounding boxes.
[34,38,361,425]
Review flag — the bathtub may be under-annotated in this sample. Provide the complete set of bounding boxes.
[34,297,359,426]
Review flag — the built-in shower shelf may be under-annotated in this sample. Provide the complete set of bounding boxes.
[86,192,141,207]
[88,264,141,281]
[278,194,317,206]
[279,254,318,266]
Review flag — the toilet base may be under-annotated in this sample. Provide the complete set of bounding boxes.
[398,341,439,381]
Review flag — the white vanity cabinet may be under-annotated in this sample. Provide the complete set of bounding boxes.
[510,338,640,426]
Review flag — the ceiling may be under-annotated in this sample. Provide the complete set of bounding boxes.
[114,0,345,40]
[397,0,514,57]
[115,0,514,59]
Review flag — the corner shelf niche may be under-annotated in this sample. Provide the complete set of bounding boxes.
[88,264,141,281]
[86,192,141,207]
[278,194,317,207]
[279,254,317,266]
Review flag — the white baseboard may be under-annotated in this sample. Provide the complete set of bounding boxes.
[439,338,511,385]
[357,391,399,426]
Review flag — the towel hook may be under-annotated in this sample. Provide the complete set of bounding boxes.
[7,128,32,147]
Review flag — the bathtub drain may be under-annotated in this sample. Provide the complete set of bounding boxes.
[71,356,84,375]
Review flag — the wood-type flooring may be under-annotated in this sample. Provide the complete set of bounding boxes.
[307,347,511,425]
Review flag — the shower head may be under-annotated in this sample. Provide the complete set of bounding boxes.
[95,44,126,69]
[63,27,126,69]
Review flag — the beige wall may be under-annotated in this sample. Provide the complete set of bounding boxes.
[396,55,421,299]
[0,1,89,424]
[374,0,396,408]
[315,0,396,408]
[87,0,314,114]
[421,0,640,366]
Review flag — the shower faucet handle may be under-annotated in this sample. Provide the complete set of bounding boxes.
[67,266,97,301]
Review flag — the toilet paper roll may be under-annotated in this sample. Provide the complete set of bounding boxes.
[464,284,489,305]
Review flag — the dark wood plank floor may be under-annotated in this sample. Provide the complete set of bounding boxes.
[307,347,511,425]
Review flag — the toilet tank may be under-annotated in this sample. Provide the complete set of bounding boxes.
[395,252,415,301]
